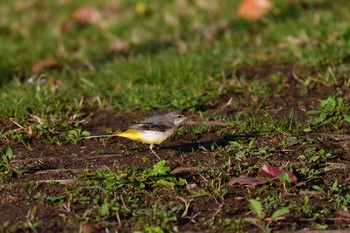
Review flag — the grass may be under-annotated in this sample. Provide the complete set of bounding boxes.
[1,0,350,232]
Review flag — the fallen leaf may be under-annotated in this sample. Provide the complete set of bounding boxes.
[195,0,220,12]
[48,76,63,86]
[236,0,273,20]
[72,6,101,26]
[32,58,58,73]
[6,195,19,202]
[258,164,297,184]
[79,223,99,233]
[109,38,130,52]
[163,12,179,27]
[13,2,32,12]
[27,126,32,136]
[60,20,74,33]
[103,5,121,17]
[171,167,200,174]
[186,183,199,191]
[227,175,266,187]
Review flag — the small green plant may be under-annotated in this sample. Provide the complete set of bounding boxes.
[44,135,63,145]
[308,94,350,124]
[33,192,65,204]
[79,160,186,191]
[279,172,292,191]
[0,147,25,177]
[246,198,290,233]
[66,129,91,144]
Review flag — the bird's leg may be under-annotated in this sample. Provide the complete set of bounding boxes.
[149,143,161,160]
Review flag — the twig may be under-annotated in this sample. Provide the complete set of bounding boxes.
[9,119,25,129]
[318,133,350,141]
[35,179,86,185]
[211,203,224,220]
[26,206,38,233]
[322,162,350,172]
[116,211,122,227]
[299,217,350,222]
[185,119,232,126]
[176,196,191,218]
[11,154,122,164]
[171,167,200,174]
[34,167,110,174]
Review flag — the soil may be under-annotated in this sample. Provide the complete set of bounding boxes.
[1,64,350,232]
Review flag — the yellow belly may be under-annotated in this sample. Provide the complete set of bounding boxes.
[116,129,143,141]
[116,129,173,145]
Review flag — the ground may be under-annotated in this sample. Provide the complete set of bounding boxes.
[2,64,350,232]
[1,1,350,233]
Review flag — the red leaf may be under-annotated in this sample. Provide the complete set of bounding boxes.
[72,6,101,26]
[227,175,266,187]
[236,0,273,21]
[258,164,297,184]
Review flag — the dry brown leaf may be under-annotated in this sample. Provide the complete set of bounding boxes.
[72,6,101,26]
[79,223,100,233]
[27,126,33,136]
[13,2,33,12]
[103,5,121,17]
[163,12,179,27]
[32,58,58,73]
[60,20,74,33]
[171,167,200,174]
[109,38,130,52]
[48,76,63,86]
[6,195,19,203]
[236,0,273,20]
[195,0,220,12]
[186,183,199,191]
[227,175,266,187]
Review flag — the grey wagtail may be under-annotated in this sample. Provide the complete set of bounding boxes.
[82,112,187,159]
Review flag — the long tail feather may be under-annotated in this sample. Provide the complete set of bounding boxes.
[81,133,118,139]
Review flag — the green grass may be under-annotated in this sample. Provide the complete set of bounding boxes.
[2,0,350,232]
[1,0,350,121]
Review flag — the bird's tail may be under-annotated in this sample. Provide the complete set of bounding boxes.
[81,132,118,139]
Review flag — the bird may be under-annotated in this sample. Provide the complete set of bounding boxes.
[82,112,187,159]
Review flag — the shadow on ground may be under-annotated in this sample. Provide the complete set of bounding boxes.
[162,133,261,153]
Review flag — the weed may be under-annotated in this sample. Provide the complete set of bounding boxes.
[308,94,350,125]
[78,160,186,191]
[66,128,91,144]
[246,198,290,233]
[0,147,25,177]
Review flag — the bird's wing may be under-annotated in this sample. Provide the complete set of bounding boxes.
[128,123,171,132]
[140,115,174,127]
